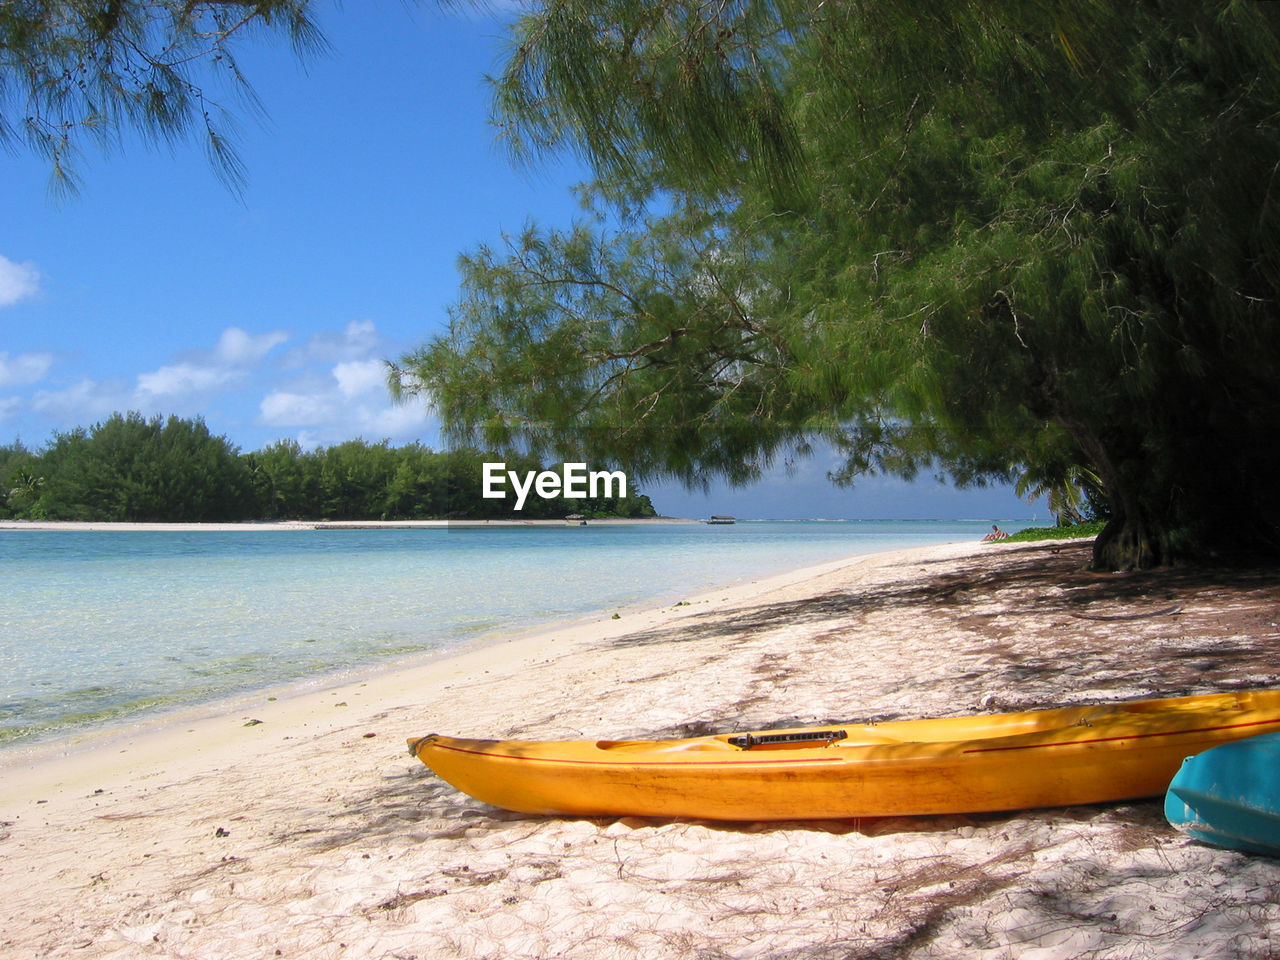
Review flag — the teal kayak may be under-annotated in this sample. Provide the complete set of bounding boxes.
[1165,732,1280,857]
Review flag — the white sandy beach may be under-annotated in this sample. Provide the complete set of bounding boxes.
[2,538,1278,959]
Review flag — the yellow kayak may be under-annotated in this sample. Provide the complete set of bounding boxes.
[408,688,1280,821]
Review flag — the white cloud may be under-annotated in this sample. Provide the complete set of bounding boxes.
[31,377,134,423]
[282,319,381,368]
[332,359,388,399]
[0,256,40,308]
[259,371,431,445]
[0,351,54,388]
[10,318,431,451]
[137,362,237,397]
[16,326,289,434]
[213,327,289,366]
[136,325,287,398]
[259,332,426,443]
[260,390,335,426]
[250,322,427,445]
[367,398,432,437]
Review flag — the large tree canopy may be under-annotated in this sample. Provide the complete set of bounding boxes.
[397,0,1280,570]
[1,0,324,193]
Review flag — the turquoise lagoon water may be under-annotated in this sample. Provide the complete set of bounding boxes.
[0,520,1026,744]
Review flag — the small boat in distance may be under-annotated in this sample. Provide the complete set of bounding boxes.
[1165,731,1280,857]
[705,515,736,524]
[409,688,1280,821]
[564,514,588,526]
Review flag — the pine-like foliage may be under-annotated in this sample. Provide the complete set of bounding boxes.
[0,0,324,193]
[398,0,1280,569]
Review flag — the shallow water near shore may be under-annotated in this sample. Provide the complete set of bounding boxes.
[0,520,1023,744]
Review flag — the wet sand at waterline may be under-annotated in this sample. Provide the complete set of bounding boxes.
[2,538,1278,959]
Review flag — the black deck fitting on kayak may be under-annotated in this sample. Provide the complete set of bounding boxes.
[728,730,848,750]
[408,734,438,756]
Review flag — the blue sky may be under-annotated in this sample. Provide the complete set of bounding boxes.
[1,2,1043,521]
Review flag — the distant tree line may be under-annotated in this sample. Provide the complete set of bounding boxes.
[0,413,658,522]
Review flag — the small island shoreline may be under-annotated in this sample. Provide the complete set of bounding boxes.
[0,517,699,532]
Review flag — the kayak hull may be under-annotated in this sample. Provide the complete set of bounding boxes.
[1165,731,1280,857]
[409,689,1280,821]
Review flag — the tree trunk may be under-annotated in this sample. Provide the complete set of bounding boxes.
[1092,511,1160,571]
[1058,418,1167,571]
[1087,450,1181,570]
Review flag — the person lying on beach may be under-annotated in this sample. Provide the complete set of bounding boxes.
[981,524,1010,542]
